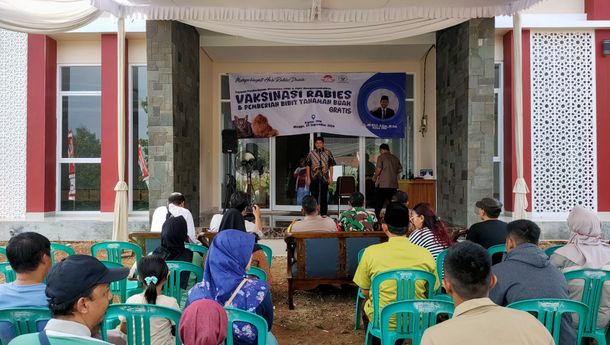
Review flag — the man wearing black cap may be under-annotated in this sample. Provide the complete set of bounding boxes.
[354,202,438,330]
[9,255,129,344]
[370,95,395,119]
[467,198,507,264]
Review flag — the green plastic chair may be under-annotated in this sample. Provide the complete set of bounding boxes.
[508,298,588,345]
[225,307,276,345]
[380,300,454,345]
[564,269,610,345]
[99,261,129,303]
[0,262,16,283]
[544,245,563,257]
[185,243,208,258]
[0,307,51,345]
[257,243,273,268]
[90,241,142,266]
[487,244,506,262]
[431,293,454,304]
[354,247,367,330]
[164,261,203,307]
[0,246,6,262]
[50,243,76,265]
[101,304,182,345]
[247,266,267,281]
[365,269,437,345]
[435,249,448,293]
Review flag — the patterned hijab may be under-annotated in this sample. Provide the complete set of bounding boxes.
[179,299,228,345]
[555,206,610,268]
[187,229,254,305]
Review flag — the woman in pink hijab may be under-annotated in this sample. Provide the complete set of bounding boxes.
[550,205,610,328]
[179,299,228,345]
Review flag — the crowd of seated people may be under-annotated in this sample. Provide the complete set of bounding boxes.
[3,188,610,345]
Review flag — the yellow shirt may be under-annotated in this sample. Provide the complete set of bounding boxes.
[353,236,439,326]
[421,298,554,345]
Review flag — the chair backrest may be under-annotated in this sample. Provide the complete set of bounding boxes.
[184,243,208,257]
[0,307,51,344]
[380,300,454,345]
[50,243,76,265]
[247,266,267,281]
[508,298,588,345]
[487,244,506,259]
[99,261,129,303]
[163,261,203,306]
[257,243,273,268]
[564,269,610,333]
[0,246,6,262]
[370,269,437,329]
[0,262,16,283]
[90,241,142,266]
[102,304,182,345]
[435,249,448,293]
[337,176,356,196]
[544,245,563,257]
[224,307,268,345]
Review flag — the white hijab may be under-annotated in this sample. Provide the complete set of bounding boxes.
[555,206,610,268]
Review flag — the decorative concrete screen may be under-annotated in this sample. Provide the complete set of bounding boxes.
[531,31,597,213]
[0,29,27,219]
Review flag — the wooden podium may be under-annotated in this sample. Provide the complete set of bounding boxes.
[397,179,436,210]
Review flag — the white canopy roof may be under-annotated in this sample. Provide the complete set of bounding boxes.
[0,0,543,39]
[92,0,542,21]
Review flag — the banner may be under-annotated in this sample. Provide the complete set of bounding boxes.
[67,129,76,201]
[229,73,406,138]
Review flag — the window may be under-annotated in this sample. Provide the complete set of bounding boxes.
[493,63,504,202]
[57,66,102,211]
[130,65,149,211]
[221,75,271,208]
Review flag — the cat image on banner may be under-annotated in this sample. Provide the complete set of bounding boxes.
[233,114,279,138]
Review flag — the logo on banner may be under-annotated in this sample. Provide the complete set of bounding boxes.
[321,75,335,83]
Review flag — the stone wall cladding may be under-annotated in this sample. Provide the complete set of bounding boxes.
[147,21,200,225]
[436,19,495,227]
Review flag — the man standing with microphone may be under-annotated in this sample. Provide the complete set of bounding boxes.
[306,136,336,216]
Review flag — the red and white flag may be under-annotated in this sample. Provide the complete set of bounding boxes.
[138,144,149,188]
[67,129,76,201]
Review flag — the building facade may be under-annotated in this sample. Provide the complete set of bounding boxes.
[0,0,608,240]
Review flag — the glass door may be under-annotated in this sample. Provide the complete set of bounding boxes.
[274,134,311,209]
[322,133,360,211]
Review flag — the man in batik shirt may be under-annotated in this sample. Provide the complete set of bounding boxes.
[339,192,378,231]
[306,136,336,216]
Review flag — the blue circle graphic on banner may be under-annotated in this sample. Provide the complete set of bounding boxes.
[357,73,406,138]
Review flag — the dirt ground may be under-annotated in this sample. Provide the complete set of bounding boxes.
[1,240,567,345]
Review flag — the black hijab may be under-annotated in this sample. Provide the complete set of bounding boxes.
[153,215,194,289]
[218,208,262,252]
[218,208,247,232]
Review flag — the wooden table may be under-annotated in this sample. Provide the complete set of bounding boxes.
[397,179,436,210]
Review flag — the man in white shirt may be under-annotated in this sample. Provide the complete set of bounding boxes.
[150,192,197,242]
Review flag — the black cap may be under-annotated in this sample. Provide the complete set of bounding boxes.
[475,197,503,210]
[384,202,409,230]
[46,255,129,305]
[380,95,389,101]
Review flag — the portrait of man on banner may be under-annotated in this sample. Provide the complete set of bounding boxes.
[368,90,398,120]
